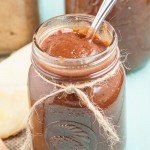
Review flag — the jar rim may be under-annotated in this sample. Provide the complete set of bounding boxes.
[32,14,119,78]
[32,14,118,64]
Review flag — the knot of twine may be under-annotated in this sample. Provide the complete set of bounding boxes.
[21,64,120,150]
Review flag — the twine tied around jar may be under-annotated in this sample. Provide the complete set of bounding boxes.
[21,63,121,150]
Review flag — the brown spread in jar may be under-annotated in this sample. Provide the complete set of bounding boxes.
[29,15,126,150]
[40,27,111,59]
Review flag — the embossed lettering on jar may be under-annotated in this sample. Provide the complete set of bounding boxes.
[28,14,126,150]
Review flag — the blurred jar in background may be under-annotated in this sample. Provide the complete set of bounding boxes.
[0,0,39,55]
[65,0,150,72]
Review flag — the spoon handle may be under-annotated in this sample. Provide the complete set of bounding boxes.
[87,0,117,38]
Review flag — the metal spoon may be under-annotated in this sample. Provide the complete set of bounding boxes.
[86,0,117,39]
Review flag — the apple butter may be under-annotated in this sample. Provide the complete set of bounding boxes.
[28,14,126,150]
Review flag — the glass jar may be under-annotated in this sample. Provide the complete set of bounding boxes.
[0,0,39,55]
[28,14,126,150]
[65,0,150,72]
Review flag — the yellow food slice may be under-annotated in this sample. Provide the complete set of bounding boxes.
[0,44,31,139]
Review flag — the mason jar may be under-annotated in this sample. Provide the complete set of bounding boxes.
[28,14,126,150]
[65,0,150,72]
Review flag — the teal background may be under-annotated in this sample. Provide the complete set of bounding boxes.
[38,1,150,149]
[38,0,65,23]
